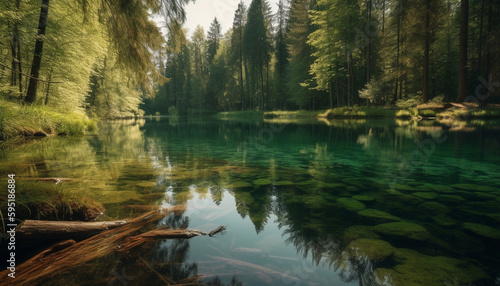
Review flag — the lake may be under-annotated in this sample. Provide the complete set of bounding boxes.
[2,116,500,286]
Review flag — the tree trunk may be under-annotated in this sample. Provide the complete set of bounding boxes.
[392,16,401,105]
[422,0,431,103]
[25,0,50,104]
[45,68,53,105]
[456,0,469,102]
[16,219,128,241]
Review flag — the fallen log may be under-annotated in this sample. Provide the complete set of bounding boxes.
[16,219,127,241]
[0,205,224,286]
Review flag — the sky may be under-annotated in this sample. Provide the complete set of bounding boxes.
[182,0,280,38]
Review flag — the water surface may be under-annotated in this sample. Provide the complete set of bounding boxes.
[1,117,500,285]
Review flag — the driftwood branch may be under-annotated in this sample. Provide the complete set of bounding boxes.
[16,219,127,241]
[0,205,225,286]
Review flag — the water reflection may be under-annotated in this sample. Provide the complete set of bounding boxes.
[1,118,499,285]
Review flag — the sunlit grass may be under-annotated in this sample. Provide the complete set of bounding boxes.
[0,98,97,144]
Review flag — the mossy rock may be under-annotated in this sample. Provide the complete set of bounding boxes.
[352,195,375,202]
[392,184,421,192]
[346,186,360,193]
[450,184,496,192]
[135,181,157,188]
[429,185,455,193]
[229,181,253,188]
[295,179,320,186]
[412,192,438,200]
[337,198,366,212]
[303,195,330,209]
[347,239,393,262]
[396,194,424,205]
[375,248,488,286]
[486,213,500,223]
[432,214,457,227]
[384,189,403,196]
[344,225,380,241]
[374,222,430,241]
[438,195,466,205]
[274,180,294,186]
[462,222,500,239]
[357,209,402,222]
[417,201,450,216]
[474,192,499,201]
[319,182,347,189]
[252,178,273,186]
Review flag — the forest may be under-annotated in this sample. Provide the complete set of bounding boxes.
[0,0,499,119]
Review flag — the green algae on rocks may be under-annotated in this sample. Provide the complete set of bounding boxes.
[374,222,430,241]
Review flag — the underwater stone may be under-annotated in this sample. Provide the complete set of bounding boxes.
[252,178,273,186]
[429,185,455,193]
[438,195,466,205]
[347,239,393,262]
[392,184,421,192]
[337,198,366,212]
[374,222,430,241]
[357,209,402,222]
[462,222,500,239]
[352,195,375,202]
[384,189,403,196]
[432,214,457,227]
[450,184,496,192]
[135,181,157,188]
[375,248,488,286]
[229,181,253,188]
[344,225,380,241]
[417,202,450,216]
[412,192,438,200]
[274,180,294,186]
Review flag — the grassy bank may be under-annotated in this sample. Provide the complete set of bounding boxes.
[0,181,104,229]
[221,106,500,120]
[0,99,97,145]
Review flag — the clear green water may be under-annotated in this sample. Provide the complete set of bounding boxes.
[1,117,500,285]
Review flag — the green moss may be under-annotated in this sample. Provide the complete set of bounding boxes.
[462,222,500,239]
[450,184,496,192]
[385,189,403,196]
[252,178,273,186]
[229,181,253,188]
[274,180,294,186]
[412,192,438,200]
[375,248,489,286]
[322,107,397,119]
[347,239,394,262]
[135,181,157,188]
[429,185,456,193]
[337,198,366,212]
[216,110,264,119]
[352,195,375,202]
[344,225,380,241]
[374,222,430,241]
[417,202,450,216]
[432,214,457,227]
[392,184,421,192]
[418,109,437,117]
[357,209,402,222]
[438,195,466,205]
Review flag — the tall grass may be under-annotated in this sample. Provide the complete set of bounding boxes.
[0,98,97,144]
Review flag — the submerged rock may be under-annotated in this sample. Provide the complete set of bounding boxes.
[432,214,457,227]
[337,198,366,212]
[347,239,393,262]
[375,248,488,286]
[412,192,438,200]
[274,180,294,186]
[392,184,421,192]
[438,195,466,205]
[357,209,402,222]
[352,195,375,202]
[429,185,455,193]
[135,181,157,188]
[462,222,500,239]
[374,222,430,241]
[344,225,380,241]
[417,202,450,216]
[450,184,496,192]
[252,178,273,186]
[229,181,253,188]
